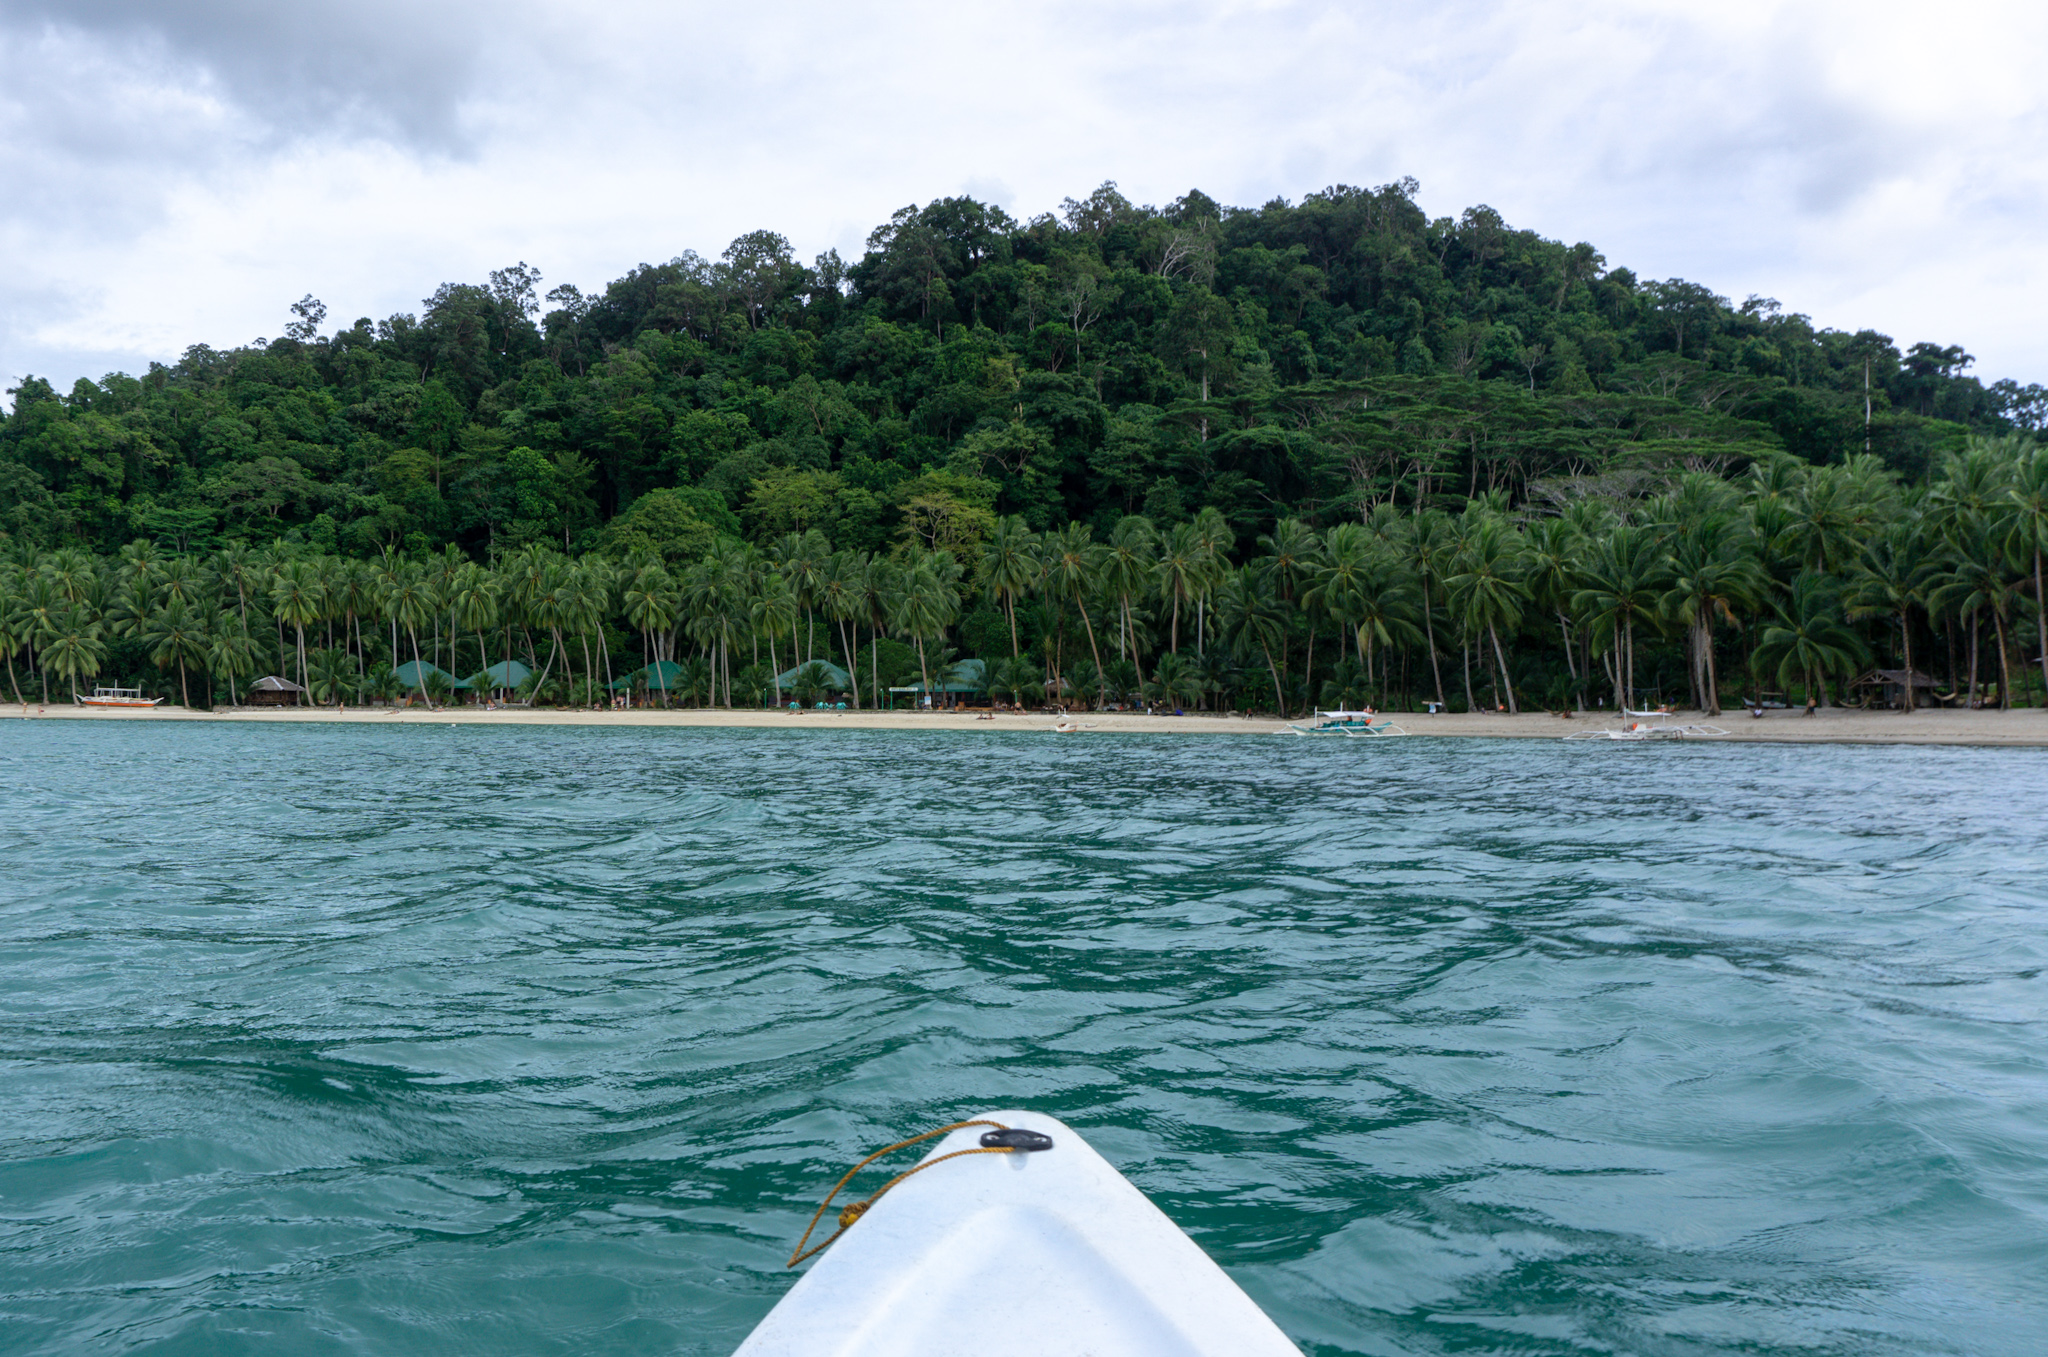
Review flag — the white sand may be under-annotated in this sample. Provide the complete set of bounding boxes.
[12,702,2048,746]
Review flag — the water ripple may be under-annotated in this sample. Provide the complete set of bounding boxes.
[2,722,2045,1355]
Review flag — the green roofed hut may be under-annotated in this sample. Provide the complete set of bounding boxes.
[888,658,987,709]
[477,659,532,693]
[771,660,851,691]
[610,660,689,696]
[393,660,470,691]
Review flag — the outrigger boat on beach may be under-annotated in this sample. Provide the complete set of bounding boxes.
[737,1111,1300,1357]
[75,686,163,708]
[1284,708,1406,736]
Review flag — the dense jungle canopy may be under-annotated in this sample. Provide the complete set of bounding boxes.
[3,180,2046,714]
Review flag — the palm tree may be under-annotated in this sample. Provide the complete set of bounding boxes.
[1304,524,1370,645]
[10,572,64,703]
[377,565,440,708]
[1572,524,1665,710]
[1188,506,1235,656]
[449,564,501,698]
[1661,513,1766,714]
[991,655,1038,707]
[1445,518,1529,713]
[1847,515,1936,712]
[331,559,376,673]
[307,647,356,706]
[1399,509,1457,711]
[139,599,211,708]
[569,562,616,705]
[981,515,1041,658]
[1145,651,1201,711]
[2005,442,2048,699]
[1102,516,1157,675]
[41,611,107,702]
[1256,517,1322,697]
[752,573,799,701]
[889,554,961,694]
[818,551,868,708]
[117,538,165,595]
[1042,522,1108,678]
[1523,516,1588,707]
[208,616,260,707]
[211,544,261,630]
[158,555,210,613]
[1212,566,1290,714]
[43,550,97,609]
[856,553,897,711]
[789,661,835,707]
[1932,522,2022,709]
[268,560,324,703]
[769,529,832,665]
[1342,557,1425,705]
[1154,522,1202,653]
[1756,573,1867,707]
[675,655,713,708]
[0,572,26,707]
[623,564,678,704]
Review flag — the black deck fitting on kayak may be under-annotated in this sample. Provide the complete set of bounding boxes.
[980,1127,1054,1152]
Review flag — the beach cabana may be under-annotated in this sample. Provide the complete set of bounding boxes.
[393,660,469,690]
[477,659,533,693]
[246,675,305,706]
[771,660,852,691]
[892,658,988,707]
[610,660,688,694]
[901,658,986,694]
[1850,668,1938,709]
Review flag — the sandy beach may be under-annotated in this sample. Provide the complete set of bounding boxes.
[10,702,2048,746]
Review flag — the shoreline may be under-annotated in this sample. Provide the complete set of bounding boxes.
[9,703,2048,746]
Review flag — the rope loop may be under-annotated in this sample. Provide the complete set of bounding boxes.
[787,1119,1017,1267]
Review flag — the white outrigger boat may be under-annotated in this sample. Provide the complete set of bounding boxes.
[737,1112,1300,1357]
[75,686,163,708]
[1284,708,1406,737]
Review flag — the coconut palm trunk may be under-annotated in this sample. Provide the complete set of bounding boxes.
[1899,607,1914,714]
[1422,588,1446,709]
[1703,612,1723,716]
[1488,623,1517,713]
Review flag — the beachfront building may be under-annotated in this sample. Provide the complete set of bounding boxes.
[771,661,852,692]
[393,661,471,696]
[245,675,305,706]
[889,658,987,709]
[477,660,533,699]
[1850,668,1941,710]
[609,660,690,703]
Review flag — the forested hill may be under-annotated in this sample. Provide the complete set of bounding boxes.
[3,179,2040,561]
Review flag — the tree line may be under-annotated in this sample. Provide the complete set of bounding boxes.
[2,433,2044,714]
[2,178,2044,712]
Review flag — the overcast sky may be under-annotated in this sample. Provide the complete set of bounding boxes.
[3,0,2044,407]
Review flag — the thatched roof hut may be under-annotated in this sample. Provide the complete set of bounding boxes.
[1851,668,1938,708]
[246,675,305,706]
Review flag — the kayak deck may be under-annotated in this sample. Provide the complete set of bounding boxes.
[736,1111,1299,1357]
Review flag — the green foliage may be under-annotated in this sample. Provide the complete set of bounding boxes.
[2,184,2045,717]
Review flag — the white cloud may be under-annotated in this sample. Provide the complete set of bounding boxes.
[4,0,2046,400]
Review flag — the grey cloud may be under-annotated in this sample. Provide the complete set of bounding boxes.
[0,0,509,151]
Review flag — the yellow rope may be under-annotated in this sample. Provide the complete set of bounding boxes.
[787,1119,1017,1267]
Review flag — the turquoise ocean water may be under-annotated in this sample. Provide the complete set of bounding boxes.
[3,721,2045,1355]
